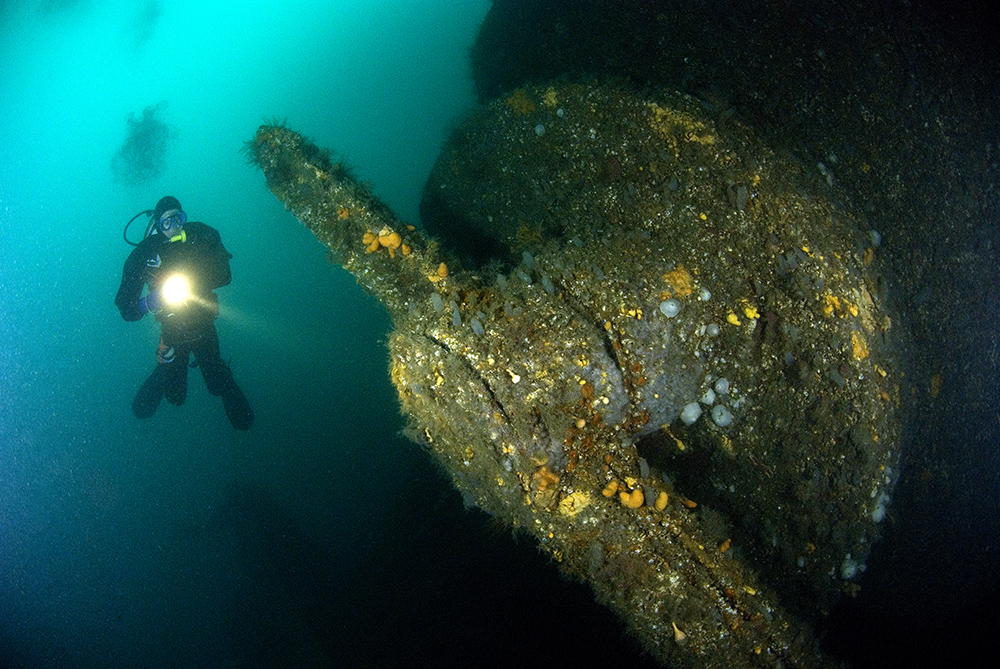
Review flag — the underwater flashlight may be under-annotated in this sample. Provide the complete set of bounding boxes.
[161,274,191,306]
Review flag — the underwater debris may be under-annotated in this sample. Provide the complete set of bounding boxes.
[111,100,173,186]
[250,82,901,669]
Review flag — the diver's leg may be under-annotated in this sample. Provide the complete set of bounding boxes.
[162,340,189,406]
[193,326,224,395]
[195,326,254,430]
[131,365,165,418]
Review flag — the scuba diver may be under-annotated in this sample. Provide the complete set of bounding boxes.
[116,196,254,430]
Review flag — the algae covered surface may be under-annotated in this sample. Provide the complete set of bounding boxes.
[249,82,901,668]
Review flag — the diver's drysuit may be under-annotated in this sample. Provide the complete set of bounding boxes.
[116,220,254,430]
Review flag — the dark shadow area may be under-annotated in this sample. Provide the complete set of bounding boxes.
[111,100,173,186]
[419,178,514,271]
[212,446,661,668]
[337,451,660,668]
[212,481,353,667]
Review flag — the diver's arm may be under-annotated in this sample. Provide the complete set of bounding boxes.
[190,222,232,290]
[115,247,149,321]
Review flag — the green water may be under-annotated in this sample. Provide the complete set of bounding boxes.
[0,2,574,666]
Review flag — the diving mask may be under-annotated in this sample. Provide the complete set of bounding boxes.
[157,209,187,235]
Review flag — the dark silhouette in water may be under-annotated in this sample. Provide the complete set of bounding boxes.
[115,196,254,430]
[111,100,173,186]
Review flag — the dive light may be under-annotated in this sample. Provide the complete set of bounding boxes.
[161,274,191,306]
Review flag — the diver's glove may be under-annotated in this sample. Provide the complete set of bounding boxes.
[138,290,162,315]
